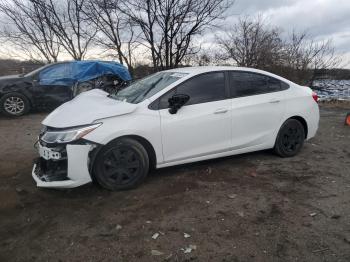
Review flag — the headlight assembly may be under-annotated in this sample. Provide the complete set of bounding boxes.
[41,123,102,144]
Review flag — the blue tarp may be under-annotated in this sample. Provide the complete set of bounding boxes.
[39,61,131,86]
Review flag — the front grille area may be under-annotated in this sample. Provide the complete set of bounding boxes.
[34,142,69,182]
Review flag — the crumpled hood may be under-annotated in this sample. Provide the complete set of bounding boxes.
[42,89,137,128]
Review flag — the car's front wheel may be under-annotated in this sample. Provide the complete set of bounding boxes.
[93,138,149,190]
[0,92,30,117]
[274,119,305,157]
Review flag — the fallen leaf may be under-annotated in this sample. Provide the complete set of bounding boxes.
[227,194,237,199]
[184,233,191,238]
[152,233,159,239]
[182,244,197,254]
[151,250,164,256]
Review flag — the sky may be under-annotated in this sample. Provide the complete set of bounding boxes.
[221,0,350,67]
[0,0,349,67]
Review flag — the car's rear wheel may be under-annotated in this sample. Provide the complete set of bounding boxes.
[274,119,305,157]
[0,92,30,117]
[93,138,149,190]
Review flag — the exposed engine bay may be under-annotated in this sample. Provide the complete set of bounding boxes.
[73,75,129,97]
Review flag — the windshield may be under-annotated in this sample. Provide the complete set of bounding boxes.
[111,71,188,104]
[24,64,54,77]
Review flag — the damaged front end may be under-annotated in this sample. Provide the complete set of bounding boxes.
[34,143,68,182]
[32,124,101,188]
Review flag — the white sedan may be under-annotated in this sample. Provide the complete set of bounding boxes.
[32,66,319,190]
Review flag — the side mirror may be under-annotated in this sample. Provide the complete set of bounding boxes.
[168,94,190,114]
[32,74,40,83]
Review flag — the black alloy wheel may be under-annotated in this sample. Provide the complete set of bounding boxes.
[93,138,149,190]
[274,119,305,157]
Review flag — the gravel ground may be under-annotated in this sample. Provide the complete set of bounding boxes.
[0,105,349,262]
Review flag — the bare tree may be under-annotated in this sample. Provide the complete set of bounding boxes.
[34,0,97,60]
[121,0,234,71]
[0,0,60,62]
[183,46,224,66]
[216,16,342,84]
[283,31,341,84]
[85,0,139,74]
[217,16,283,69]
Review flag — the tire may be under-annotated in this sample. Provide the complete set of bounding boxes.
[0,92,30,117]
[274,119,305,157]
[93,138,149,190]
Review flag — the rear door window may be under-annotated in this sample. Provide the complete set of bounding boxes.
[229,71,289,97]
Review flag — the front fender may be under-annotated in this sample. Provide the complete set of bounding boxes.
[84,111,164,163]
[0,81,34,104]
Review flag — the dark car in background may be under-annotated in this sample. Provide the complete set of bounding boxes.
[0,60,131,117]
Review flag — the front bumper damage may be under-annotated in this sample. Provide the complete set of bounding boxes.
[32,141,97,188]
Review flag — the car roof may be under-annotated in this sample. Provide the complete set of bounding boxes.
[51,60,116,65]
[163,66,293,84]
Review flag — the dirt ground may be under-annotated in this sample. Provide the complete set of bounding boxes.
[0,105,349,262]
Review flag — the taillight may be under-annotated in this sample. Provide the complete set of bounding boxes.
[312,91,318,102]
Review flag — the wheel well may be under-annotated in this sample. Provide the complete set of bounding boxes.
[88,135,157,183]
[288,116,308,138]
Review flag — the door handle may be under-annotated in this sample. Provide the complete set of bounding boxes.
[214,108,228,114]
[269,99,280,104]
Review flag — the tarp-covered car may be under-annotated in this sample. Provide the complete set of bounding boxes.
[0,61,131,117]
